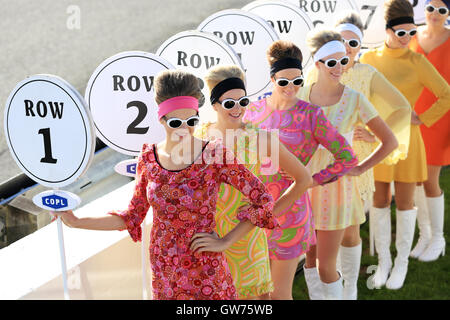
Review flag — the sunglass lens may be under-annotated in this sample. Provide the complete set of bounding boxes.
[397,30,407,37]
[439,8,448,14]
[277,80,289,86]
[426,5,434,12]
[349,40,359,48]
[293,78,304,86]
[327,60,337,68]
[168,119,182,128]
[341,57,349,66]
[223,100,236,109]
[239,98,250,107]
[186,118,199,127]
[409,30,417,36]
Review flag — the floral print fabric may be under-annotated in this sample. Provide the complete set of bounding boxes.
[109,141,277,300]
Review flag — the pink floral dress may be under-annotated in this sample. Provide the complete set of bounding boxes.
[243,98,357,260]
[109,141,277,300]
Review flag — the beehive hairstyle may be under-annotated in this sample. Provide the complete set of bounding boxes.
[154,69,205,107]
[266,40,303,66]
[384,0,414,22]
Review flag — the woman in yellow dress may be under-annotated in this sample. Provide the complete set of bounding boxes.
[194,64,312,299]
[297,29,398,299]
[360,0,450,290]
[303,10,411,298]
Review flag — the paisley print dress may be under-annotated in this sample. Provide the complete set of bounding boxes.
[243,98,357,259]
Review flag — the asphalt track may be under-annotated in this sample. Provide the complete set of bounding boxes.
[0,0,252,184]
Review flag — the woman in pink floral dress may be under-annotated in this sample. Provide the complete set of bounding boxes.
[55,70,278,300]
[243,40,358,300]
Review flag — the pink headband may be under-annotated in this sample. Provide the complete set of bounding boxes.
[158,96,199,120]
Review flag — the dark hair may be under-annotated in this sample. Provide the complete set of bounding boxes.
[154,69,205,107]
[266,40,303,66]
[384,0,414,22]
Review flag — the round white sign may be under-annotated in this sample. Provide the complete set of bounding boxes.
[285,0,359,28]
[197,9,280,101]
[242,0,315,68]
[85,51,172,156]
[156,30,244,123]
[4,74,96,188]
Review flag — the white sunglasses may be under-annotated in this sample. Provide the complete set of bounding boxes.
[425,4,449,15]
[218,96,250,109]
[275,76,304,87]
[390,27,417,37]
[319,56,350,68]
[342,38,361,48]
[164,115,200,128]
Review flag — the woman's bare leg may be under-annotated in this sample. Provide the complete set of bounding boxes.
[316,229,345,283]
[270,257,301,300]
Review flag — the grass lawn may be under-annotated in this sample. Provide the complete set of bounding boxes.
[293,166,450,300]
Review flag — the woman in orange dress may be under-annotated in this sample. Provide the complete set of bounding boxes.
[408,0,449,262]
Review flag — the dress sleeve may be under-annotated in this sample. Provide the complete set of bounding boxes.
[357,92,379,124]
[214,145,277,229]
[107,145,151,242]
[369,71,411,164]
[311,107,359,185]
[416,54,450,127]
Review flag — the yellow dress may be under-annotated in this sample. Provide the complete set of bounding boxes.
[360,44,450,183]
[304,62,411,202]
[193,122,273,299]
[297,85,379,230]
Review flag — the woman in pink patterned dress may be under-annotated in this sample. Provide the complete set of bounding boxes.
[243,40,358,300]
[55,70,279,300]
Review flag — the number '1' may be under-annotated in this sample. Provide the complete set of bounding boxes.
[38,128,57,164]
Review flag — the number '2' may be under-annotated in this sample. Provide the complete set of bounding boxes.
[127,101,149,134]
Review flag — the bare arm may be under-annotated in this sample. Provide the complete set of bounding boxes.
[53,210,126,230]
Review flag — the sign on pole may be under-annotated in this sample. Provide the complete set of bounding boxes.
[5,75,95,188]
[4,74,96,300]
